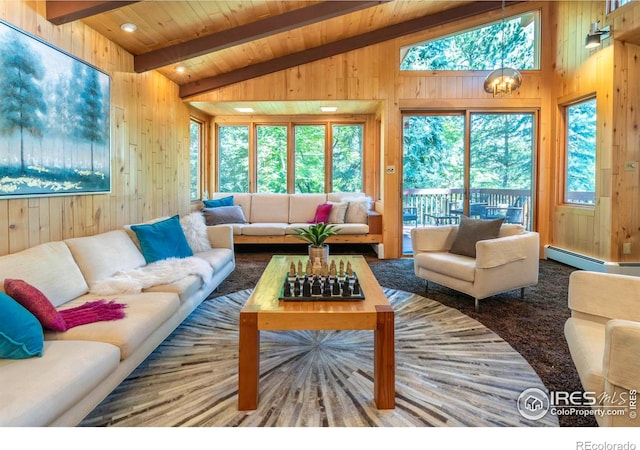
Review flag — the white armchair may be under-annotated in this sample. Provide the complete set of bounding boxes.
[564,271,640,427]
[411,223,539,311]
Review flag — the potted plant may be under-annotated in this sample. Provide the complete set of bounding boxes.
[292,222,341,263]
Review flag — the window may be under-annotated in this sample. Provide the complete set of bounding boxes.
[400,11,539,71]
[565,98,596,205]
[218,125,249,192]
[189,119,202,201]
[332,124,364,192]
[294,125,326,193]
[607,0,630,14]
[216,121,364,194]
[257,125,287,193]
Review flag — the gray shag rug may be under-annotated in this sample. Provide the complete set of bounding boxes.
[81,287,557,427]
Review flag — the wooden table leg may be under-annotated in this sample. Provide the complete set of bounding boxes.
[238,310,259,410]
[374,305,395,409]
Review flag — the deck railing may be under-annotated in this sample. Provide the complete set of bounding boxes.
[403,188,534,229]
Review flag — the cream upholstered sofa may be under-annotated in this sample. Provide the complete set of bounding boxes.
[564,270,640,427]
[0,215,234,426]
[411,223,539,311]
[205,192,382,245]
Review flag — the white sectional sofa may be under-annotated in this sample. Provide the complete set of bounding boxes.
[205,192,382,245]
[564,270,640,427]
[0,218,235,426]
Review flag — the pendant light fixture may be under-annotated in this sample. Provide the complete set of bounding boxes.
[483,0,523,97]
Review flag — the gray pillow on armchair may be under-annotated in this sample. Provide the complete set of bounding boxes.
[448,215,504,258]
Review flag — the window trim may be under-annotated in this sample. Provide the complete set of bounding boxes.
[189,117,204,202]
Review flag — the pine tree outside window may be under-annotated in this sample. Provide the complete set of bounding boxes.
[565,98,596,205]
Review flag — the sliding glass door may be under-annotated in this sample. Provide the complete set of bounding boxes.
[402,111,536,254]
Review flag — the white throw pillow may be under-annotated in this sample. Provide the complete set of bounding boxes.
[343,197,372,223]
[327,201,348,224]
[180,212,212,253]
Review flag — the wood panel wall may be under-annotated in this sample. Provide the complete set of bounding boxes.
[187,2,552,259]
[0,0,191,257]
[552,1,640,261]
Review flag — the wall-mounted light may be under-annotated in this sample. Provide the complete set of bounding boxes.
[585,22,611,49]
[234,107,254,113]
[320,106,337,112]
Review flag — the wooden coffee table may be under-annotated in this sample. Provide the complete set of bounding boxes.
[238,254,395,410]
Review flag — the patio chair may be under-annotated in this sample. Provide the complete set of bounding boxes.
[403,207,418,227]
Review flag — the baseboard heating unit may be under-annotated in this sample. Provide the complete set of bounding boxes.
[544,245,640,277]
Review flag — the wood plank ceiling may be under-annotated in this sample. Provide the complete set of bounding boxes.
[46,1,510,114]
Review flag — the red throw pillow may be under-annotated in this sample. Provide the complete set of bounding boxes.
[309,203,333,224]
[4,279,67,332]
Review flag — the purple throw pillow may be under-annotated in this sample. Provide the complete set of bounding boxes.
[309,203,333,224]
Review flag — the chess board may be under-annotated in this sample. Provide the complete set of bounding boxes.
[278,272,365,301]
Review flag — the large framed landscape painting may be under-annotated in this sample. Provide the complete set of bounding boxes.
[0,20,110,199]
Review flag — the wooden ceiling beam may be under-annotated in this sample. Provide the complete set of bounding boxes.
[134,1,387,73]
[46,1,139,25]
[180,1,521,98]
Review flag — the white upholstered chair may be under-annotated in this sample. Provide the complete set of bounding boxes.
[564,271,640,427]
[411,222,539,311]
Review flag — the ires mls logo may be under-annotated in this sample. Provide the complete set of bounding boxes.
[517,388,638,420]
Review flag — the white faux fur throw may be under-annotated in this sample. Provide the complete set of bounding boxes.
[90,256,213,295]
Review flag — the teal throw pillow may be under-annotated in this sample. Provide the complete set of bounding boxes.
[130,215,194,264]
[0,292,44,359]
[203,196,233,208]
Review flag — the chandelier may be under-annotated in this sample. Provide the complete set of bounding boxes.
[483,0,522,97]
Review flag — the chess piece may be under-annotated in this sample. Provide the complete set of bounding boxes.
[346,261,353,277]
[312,276,321,295]
[323,277,331,296]
[306,260,313,276]
[289,262,296,277]
[313,257,322,276]
[297,260,303,277]
[294,279,301,296]
[353,278,360,295]
[332,277,341,295]
[321,261,329,277]
[342,278,351,297]
[283,279,292,297]
[339,260,345,278]
[303,277,311,297]
[329,260,337,277]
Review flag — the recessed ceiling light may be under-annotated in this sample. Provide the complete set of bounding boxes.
[321,106,338,112]
[120,23,137,33]
[235,107,254,113]
[175,66,186,73]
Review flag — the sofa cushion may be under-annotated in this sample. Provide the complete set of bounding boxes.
[241,223,288,236]
[46,291,180,360]
[449,216,504,258]
[144,275,202,303]
[498,224,525,237]
[180,212,212,253]
[564,318,606,398]
[0,241,88,307]
[130,215,193,264]
[415,252,476,282]
[0,340,120,426]
[0,292,43,359]
[250,194,290,223]
[212,193,252,220]
[65,230,146,289]
[289,194,327,223]
[194,248,235,274]
[203,205,247,226]
[342,196,373,223]
[4,279,67,332]
[203,195,233,208]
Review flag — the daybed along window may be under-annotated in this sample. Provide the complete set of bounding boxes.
[218,125,249,192]
[400,10,540,71]
[189,118,203,201]
[564,98,596,206]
